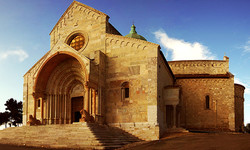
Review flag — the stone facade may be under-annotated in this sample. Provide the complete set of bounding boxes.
[23,1,244,141]
[234,84,245,132]
[168,56,241,131]
[23,1,166,140]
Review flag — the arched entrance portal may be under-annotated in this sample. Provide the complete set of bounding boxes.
[71,96,83,123]
[32,53,95,124]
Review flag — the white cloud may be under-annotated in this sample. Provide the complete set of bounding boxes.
[234,78,250,94]
[243,40,250,53]
[154,30,216,60]
[0,49,29,62]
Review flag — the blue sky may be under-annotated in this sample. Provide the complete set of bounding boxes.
[0,0,250,124]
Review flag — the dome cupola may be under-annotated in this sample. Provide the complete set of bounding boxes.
[125,24,147,41]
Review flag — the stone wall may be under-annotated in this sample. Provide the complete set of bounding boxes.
[108,122,159,141]
[176,77,235,131]
[104,33,159,122]
[23,1,163,142]
[23,1,110,125]
[104,33,160,139]
[23,71,37,125]
[157,51,175,135]
[106,23,121,35]
[23,0,242,141]
[92,50,106,119]
[234,83,245,132]
[168,56,236,131]
[50,1,108,55]
[168,56,229,75]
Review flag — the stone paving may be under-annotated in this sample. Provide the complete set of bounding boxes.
[1,126,250,150]
[120,132,250,150]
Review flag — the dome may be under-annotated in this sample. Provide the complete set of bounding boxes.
[125,24,147,41]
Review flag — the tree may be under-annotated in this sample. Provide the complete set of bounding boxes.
[4,98,22,126]
[0,112,9,128]
[246,123,250,133]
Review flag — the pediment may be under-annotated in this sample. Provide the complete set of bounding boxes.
[50,1,109,35]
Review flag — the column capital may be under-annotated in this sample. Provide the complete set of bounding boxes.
[42,93,47,99]
[32,92,37,99]
[84,81,89,88]
[32,92,47,100]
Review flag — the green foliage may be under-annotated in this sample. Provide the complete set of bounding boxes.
[245,123,250,133]
[0,112,9,125]
[4,98,22,126]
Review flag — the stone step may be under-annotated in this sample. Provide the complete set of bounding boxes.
[2,132,136,140]
[0,135,138,142]
[0,123,141,149]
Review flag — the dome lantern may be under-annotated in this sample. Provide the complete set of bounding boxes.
[125,24,147,41]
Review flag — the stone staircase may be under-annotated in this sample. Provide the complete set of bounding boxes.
[166,127,189,133]
[0,123,141,149]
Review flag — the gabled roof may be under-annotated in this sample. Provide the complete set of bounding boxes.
[50,0,109,35]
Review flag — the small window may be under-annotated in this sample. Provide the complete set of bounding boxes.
[37,99,40,108]
[205,95,210,109]
[121,82,129,100]
[125,88,129,98]
[68,34,84,50]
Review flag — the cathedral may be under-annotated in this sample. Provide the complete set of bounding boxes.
[23,1,245,140]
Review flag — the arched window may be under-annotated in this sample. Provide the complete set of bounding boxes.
[205,95,210,109]
[68,34,84,50]
[121,82,129,100]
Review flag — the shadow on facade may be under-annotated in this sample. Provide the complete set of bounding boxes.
[86,123,142,149]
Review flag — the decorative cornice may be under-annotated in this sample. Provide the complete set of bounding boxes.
[234,83,245,89]
[174,73,232,79]
[105,33,159,50]
[168,61,227,68]
[168,59,226,63]
[168,59,229,75]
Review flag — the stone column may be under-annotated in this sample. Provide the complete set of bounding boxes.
[60,94,63,124]
[61,94,64,124]
[59,94,62,124]
[32,93,37,119]
[173,105,176,128]
[41,98,44,124]
[69,94,71,123]
[50,94,53,124]
[90,88,92,114]
[93,89,96,115]
[34,100,37,118]
[178,109,181,128]
[97,88,101,115]
[46,95,49,124]
[84,82,89,112]
[64,94,67,124]
[54,94,57,124]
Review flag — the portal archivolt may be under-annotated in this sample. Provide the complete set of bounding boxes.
[30,53,98,125]
[45,57,85,124]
